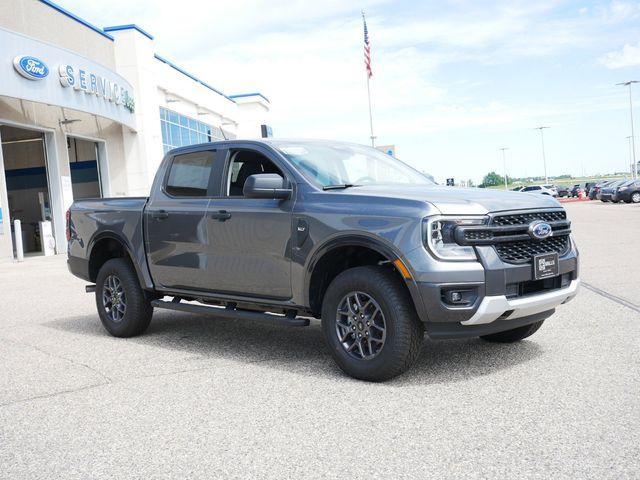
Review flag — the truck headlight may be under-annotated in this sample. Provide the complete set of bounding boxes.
[423,216,486,261]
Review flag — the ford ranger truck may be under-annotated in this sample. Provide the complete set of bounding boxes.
[67,140,580,381]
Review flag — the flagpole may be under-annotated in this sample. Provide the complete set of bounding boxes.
[362,11,376,147]
[366,73,375,147]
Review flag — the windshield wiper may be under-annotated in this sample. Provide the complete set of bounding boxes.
[323,183,357,190]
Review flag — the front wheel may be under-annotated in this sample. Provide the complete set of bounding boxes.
[480,320,544,343]
[630,192,640,204]
[321,266,424,381]
[95,258,153,337]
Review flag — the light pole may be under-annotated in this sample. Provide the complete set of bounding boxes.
[627,135,634,176]
[617,81,638,179]
[500,147,509,190]
[534,126,550,184]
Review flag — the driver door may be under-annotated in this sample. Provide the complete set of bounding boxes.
[204,145,294,299]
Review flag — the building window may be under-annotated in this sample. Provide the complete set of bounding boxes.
[159,107,229,154]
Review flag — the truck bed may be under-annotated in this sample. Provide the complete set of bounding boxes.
[67,197,151,288]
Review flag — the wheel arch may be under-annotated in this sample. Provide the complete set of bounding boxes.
[87,232,152,290]
[304,234,424,318]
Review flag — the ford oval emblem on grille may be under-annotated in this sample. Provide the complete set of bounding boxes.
[13,55,49,80]
[528,221,552,240]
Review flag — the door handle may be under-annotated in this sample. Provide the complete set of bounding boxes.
[211,210,232,221]
[151,210,169,220]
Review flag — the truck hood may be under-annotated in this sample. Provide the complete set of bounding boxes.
[339,184,561,215]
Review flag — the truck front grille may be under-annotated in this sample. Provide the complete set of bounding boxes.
[454,209,571,264]
[491,210,566,226]
[495,236,570,263]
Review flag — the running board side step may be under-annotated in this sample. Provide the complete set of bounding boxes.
[150,299,310,327]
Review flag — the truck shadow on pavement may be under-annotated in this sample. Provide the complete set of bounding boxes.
[45,311,543,385]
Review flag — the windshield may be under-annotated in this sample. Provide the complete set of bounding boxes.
[274,142,433,188]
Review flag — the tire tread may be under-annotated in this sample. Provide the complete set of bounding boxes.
[95,258,153,337]
[322,265,423,381]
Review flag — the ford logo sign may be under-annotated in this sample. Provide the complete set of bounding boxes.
[13,55,49,80]
[528,221,552,240]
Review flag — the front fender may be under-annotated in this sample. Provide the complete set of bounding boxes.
[301,232,427,320]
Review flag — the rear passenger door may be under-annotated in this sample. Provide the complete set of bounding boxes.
[145,147,221,291]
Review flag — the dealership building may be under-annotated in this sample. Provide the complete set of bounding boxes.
[0,0,271,261]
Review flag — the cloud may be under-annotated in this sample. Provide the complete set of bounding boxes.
[605,0,640,22]
[600,42,640,68]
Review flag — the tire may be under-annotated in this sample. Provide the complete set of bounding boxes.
[321,266,424,381]
[480,320,544,343]
[631,192,640,204]
[95,258,153,337]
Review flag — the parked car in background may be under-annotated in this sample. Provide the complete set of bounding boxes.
[521,185,558,196]
[590,180,612,200]
[511,186,525,192]
[599,180,627,202]
[543,185,559,196]
[556,185,569,197]
[570,184,582,197]
[614,179,640,203]
[584,182,597,196]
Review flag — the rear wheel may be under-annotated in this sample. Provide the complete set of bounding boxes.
[321,266,424,381]
[480,320,544,343]
[95,258,153,337]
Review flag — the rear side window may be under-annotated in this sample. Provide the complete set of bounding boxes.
[165,150,214,197]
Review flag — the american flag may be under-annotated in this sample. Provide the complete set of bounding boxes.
[363,13,372,78]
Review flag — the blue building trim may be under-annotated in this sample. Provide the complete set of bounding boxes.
[104,24,154,40]
[154,54,235,102]
[229,92,271,103]
[38,0,114,41]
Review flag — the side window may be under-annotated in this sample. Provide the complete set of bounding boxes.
[226,150,284,197]
[165,150,215,197]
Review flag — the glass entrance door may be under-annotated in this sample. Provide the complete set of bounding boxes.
[67,137,102,199]
[0,125,52,257]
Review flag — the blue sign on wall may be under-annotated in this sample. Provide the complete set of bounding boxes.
[13,55,49,80]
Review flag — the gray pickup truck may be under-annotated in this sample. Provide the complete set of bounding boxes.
[67,139,579,381]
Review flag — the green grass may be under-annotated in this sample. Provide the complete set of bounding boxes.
[486,175,627,190]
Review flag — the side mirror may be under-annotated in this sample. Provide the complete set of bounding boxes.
[243,173,292,199]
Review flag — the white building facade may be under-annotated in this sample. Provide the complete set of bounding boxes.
[0,0,271,261]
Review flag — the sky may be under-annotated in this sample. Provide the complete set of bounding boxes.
[56,0,640,184]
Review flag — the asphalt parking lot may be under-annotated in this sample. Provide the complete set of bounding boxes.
[0,201,638,479]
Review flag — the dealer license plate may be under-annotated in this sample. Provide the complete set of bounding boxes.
[533,252,559,280]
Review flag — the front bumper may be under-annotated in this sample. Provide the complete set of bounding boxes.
[462,279,579,325]
[406,237,579,338]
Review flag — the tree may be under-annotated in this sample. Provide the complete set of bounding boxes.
[481,171,504,188]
